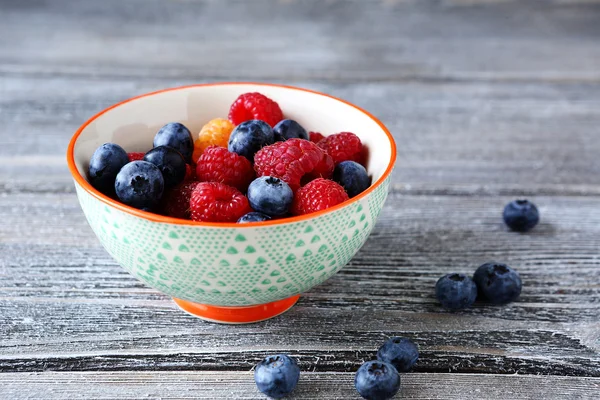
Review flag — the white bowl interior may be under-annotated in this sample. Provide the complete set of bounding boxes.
[73,84,393,185]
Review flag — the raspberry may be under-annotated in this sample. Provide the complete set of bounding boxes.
[190,182,252,223]
[228,92,283,128]
[192,118,235,163]
[308,151,334,181]
[291,178,349,216]
[196,146,255,192]
[254,139,334,192]
[317,132,363,165]
[162,181,200,219]
[127,152,145,162]
[309,132,325,143]
[184,163,196,182]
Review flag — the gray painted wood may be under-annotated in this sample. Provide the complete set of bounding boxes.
[1,372,600,400]
[3,76,600,194]
[2,0,600,82]
[1,0,600,398]
[1,194,599,377]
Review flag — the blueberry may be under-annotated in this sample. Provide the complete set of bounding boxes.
[354,361,400,400]
[114,161,164,209]
[503,199,539,232]
[377,337,419,373]
[153,122,193,163]
[473,262,522,304]
[247,176,293,217]
[143,146,186,188]
[88,143,129,195]
[228,120,274,161]
[237,212,272,223]
[333,161,371,198]
[435,273,478,310]
[254,354,300,399]
[273,119,308,141]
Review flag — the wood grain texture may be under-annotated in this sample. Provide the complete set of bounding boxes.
[1,0,600,397]
[1,372,600,400]
[1,194,599,376]
[2,0,600,83]
[2,76,600,194]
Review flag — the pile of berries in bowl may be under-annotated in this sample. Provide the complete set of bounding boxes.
[88,92,371,223]
[67,83,396,323]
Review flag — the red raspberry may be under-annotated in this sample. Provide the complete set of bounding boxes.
[190,182,252,223]
[317,132,363,165]
[254,139,334,192]
[184,163,196,182]
[196,146,255,192]
[291,178,349,216]
[307,151,334,181]
[228,92,284,127]
[162,181,200,219]
[127,152,145,162]
[309,131,325,143]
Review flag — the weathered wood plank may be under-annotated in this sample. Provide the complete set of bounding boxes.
[1,372,599,400]
[2,0,600,83]
[1,193,598,375]
[1,0,600,393]
[2,193,600,313]
[1,320,598,376]
[2,77,600,193]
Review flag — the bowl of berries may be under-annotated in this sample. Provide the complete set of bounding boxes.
[66,83,396,323]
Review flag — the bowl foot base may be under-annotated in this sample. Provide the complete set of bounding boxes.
[172,295,300,324]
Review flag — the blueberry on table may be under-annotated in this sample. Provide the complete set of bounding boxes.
[143,146,186,188]
[114,160,164,209]
[377,337,419,372]
[333,160,371,198]
[88,143,129,195]
[254,354,300,399]
[237,212,272,223]
[153,122,194,163]
[354,361,400,400]
[473,262,522,304]
[228,120,274,161]
[273,119,309,141]
[435,273,478,310]
[503,199,539,232]
[247,176,294,217]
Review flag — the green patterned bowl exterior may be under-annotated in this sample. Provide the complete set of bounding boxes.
[75,176,390,306]
[68,83,396,307]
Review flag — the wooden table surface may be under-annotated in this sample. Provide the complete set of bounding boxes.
[1,0,600,398]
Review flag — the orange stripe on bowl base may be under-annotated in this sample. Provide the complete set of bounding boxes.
[172,295,300,324]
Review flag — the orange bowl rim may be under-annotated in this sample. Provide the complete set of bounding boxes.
[66,82,397,228]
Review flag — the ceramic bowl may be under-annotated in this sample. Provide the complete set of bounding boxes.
[67,83,396,323]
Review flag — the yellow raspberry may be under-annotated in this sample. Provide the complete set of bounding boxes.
[192,118,235,162]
